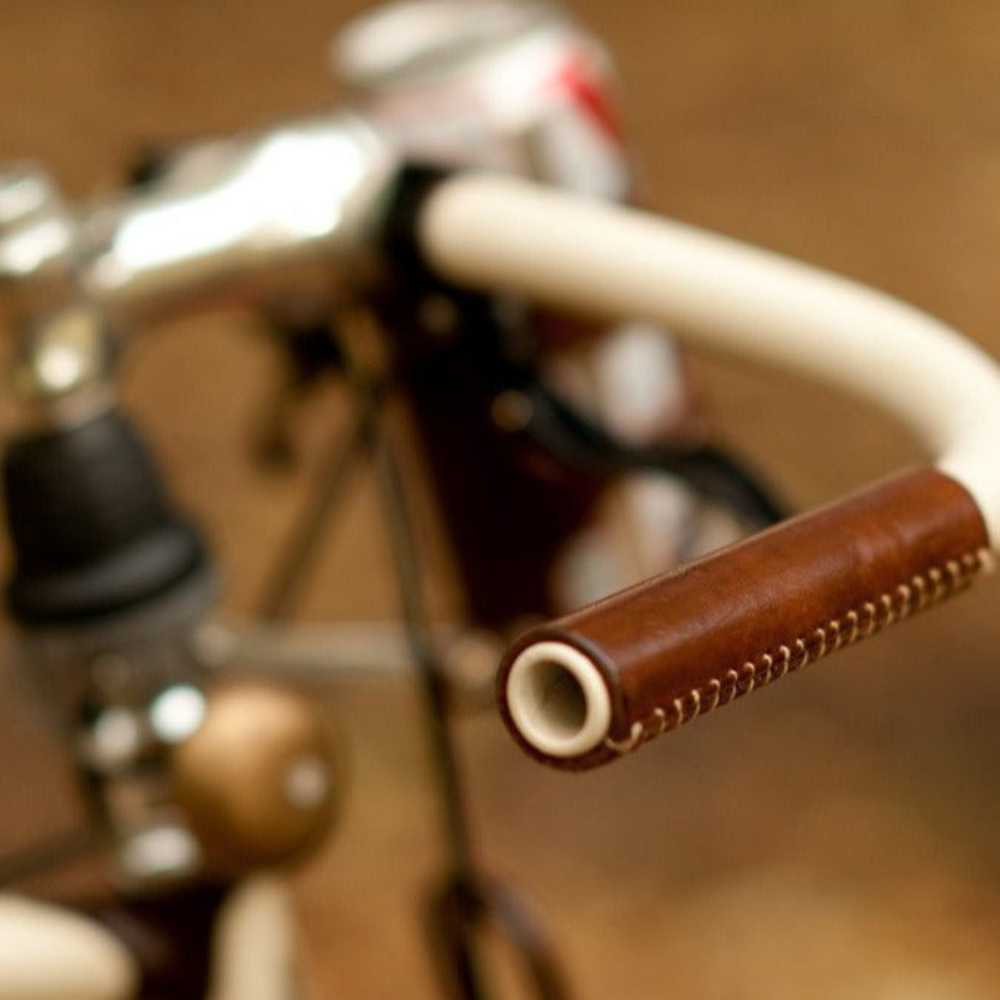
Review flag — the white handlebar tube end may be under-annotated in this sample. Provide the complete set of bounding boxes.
[0,895,139,1000]
[504,641,611,758]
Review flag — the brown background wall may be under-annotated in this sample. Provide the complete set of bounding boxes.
[2,2,1000,997]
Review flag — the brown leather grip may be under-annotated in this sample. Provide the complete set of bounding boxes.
[498,467,992,770]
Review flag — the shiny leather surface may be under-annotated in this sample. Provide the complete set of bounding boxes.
[501,468,991,769]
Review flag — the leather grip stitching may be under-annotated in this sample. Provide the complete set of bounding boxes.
[603,549,992,756]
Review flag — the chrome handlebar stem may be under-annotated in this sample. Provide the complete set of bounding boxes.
[0,112,399,404]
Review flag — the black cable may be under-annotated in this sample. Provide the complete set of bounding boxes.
[373,405,572,1000]
[257,395,378,621]
[520,382,786,530]
[370,412,493,1000]
[371,417,478,874]
[428,874,570,1000]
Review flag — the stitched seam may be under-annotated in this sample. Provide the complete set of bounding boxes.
[604,549,991,756]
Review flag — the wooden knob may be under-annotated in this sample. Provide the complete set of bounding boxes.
[170,681,341,873]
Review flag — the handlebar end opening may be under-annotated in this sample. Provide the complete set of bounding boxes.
[504,641,610,759]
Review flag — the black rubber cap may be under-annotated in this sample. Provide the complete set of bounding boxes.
[3,409,209,624]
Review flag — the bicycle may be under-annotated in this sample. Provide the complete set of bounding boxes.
[1,1,1000,1000]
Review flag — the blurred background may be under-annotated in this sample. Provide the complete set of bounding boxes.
[3,1,1000,997]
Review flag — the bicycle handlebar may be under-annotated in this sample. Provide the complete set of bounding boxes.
[408,173,1000,767]
[4,133,999,770]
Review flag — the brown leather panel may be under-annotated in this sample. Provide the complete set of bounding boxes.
[499,467,992,769]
